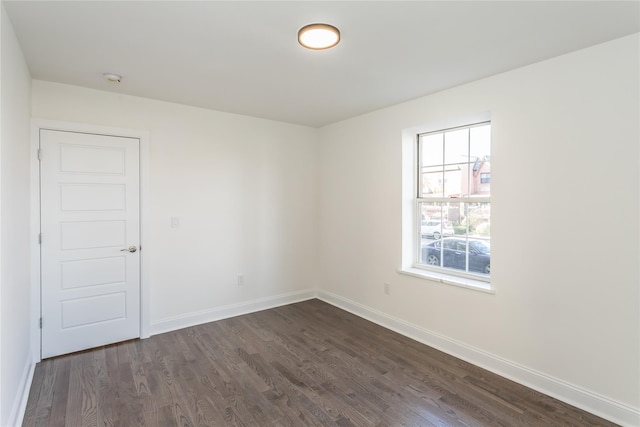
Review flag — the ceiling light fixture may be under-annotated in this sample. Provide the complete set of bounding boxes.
[103,73,122,83]
[298,23,340,50]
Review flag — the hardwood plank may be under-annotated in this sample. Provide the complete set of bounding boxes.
[22,361,45,427]
[93,348,114,427]
[23,360,52,427]
[78,351,98,427]
[23,299,620,427]
[47,355,71,426]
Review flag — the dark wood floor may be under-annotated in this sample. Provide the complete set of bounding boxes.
[23,299,617,426]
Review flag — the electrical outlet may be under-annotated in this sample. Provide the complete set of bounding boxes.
[384,282,390,295]
[237,274,245,286]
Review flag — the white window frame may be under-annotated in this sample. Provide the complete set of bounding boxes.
[399,115,493,293]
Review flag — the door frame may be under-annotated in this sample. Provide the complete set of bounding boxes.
[30,119,151,362]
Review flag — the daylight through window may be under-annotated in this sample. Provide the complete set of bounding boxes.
[416,122,491,280]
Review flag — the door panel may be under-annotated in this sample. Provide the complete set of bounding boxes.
[60,220,126,250]
[59,143,125,174]
[61,292,126,328]
[61,257,126,289]
[60,183,126,211]
[40,129,140,358]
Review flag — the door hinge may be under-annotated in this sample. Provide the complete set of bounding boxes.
[39,318,42,329]
[37,149,42,160]
[38,233,42,244]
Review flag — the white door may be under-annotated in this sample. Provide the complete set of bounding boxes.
[40,129,140,358]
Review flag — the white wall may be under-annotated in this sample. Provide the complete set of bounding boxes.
[0,4,32,426]
[318,33,639,421]
[32,81,319,332]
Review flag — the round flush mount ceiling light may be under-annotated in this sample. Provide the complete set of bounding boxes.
[298,23,340,50]
[103,73,122,83]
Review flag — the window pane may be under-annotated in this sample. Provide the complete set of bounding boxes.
[418,202,444,267]
[470,124,491,196]
[419,202,454,240]
[470,124,491,159]
[444,128,469,165]
[467,202,490,238]
[443,164,468,198]
[420,238,443,267]
[419,166,444,197]
[420,133,443,167]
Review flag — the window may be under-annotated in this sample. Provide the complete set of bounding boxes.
[416,122,491,281]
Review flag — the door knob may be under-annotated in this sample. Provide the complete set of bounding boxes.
[120,246,138,253]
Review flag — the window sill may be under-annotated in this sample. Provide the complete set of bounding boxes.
[398,267,495,294]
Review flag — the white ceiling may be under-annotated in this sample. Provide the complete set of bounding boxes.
[4,1,639,127]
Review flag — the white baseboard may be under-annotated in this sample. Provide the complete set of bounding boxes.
[316,290,640,427]
[149,289,317,336]
[7,352,35,427]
